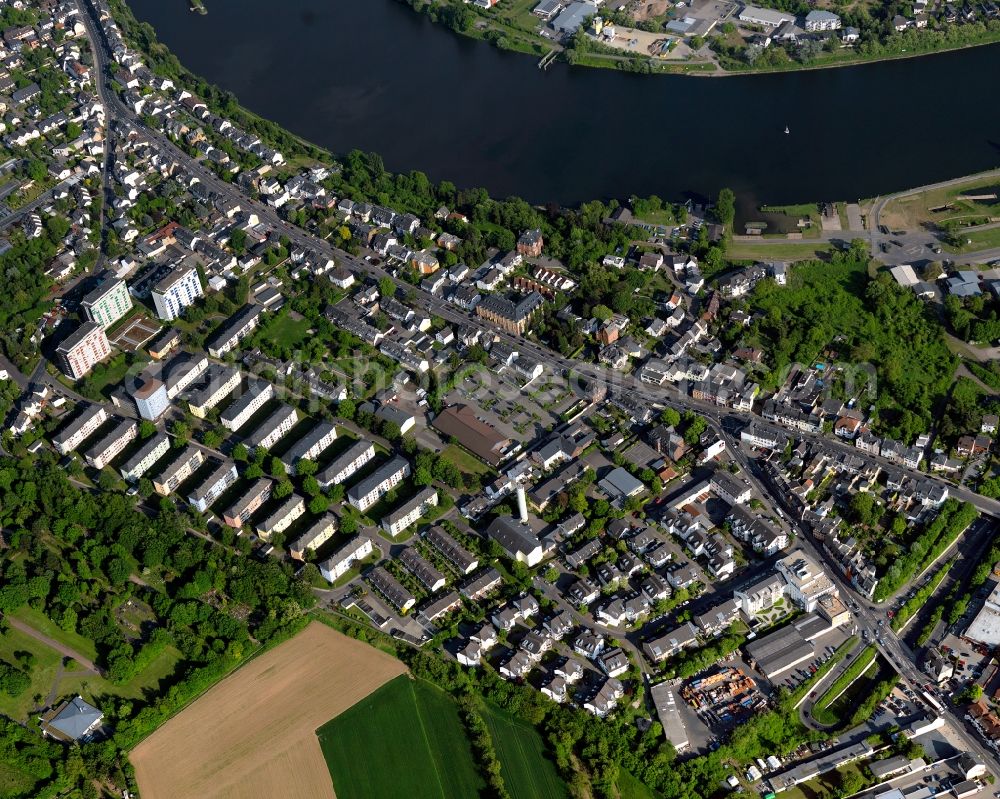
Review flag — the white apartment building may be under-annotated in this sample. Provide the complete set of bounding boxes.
[315,439,375,488]
[153,444,205,495]
[206,304,264,358]
[56,322,111,380]
[164,352,208,399]
[256,494,305,540]
[220,381,274,431]
[244,403,297,452]
[151,260,204,320]
[280,422,337,474]
[347,456,411,512]
[319,536,374,582]
[119,432,170,482]
[381,487,439,537]
[84,418,137,469]
[81,278,133,329]
[187,459,238,513]
[53,404,108,454]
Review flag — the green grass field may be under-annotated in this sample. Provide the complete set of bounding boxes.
[11,606,98,661]
[481,703,568,799]
[317,675,485,799]
[727,241,835,261]
[439,443,494,478]
[617,769,663,799]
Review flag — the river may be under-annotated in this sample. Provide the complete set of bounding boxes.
[127,0,1000,209]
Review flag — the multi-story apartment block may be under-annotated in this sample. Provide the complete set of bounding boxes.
[81,278,132,329]
[289,514,337,560]
[474,291,544,335]
[220,381,274,431]
[319,535,374,582]
[256,494,305,540]
[222,477,272,528]
[244,403,297,453]
[56,322,111,380]
[187,364,240,418]
[315,439,375,488]
[53,404,108,454]
[119,432,170,483]
[347,456,411,512]
[84,418,137,469]
[280,422,337,474]
[152,444,205,496]
[187,458,238,513]
[381,487,439,537]
[131,378,169,421]
[399,546,446,593]
[151,260,204,320]
[206,304,264,358]
[163,352,209,399]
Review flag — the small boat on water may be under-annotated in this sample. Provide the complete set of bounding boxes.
[784,125,790,134]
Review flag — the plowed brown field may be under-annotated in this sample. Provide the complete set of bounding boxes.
[131,622,405,799]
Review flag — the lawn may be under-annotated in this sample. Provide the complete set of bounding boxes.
[258,312,311,350]
[881,174,1000,230]
[617,769,662,799]
[440,443,494,478]
[947,225,1000,254]
[726,241,835,261]
[0,625,63,721]
[11,606,97,662]
[781,760,870,799]
[317,675,485,799]
[481,702,568,799]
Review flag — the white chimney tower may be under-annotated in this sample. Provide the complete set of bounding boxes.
[516,483,529,523]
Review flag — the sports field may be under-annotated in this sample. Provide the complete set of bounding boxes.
[481,703,569,799]
[317,675,485,799]
[130,622,405,799]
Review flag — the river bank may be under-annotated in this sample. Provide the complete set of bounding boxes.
[397,0,1000,78]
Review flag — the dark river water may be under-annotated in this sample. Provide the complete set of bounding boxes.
[127,0,1000,208]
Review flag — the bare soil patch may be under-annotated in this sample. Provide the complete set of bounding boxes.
[131,622,405,799]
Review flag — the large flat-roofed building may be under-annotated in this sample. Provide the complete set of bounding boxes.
[319,535,374,582]
[187,458,238,512]
[244,403,297,453]
[222,477,272,528]
[220,381,273,431]
[426,525,479,575]
[153,444,205,495]
[315,439,375,488]
[256,494,305,540]
[738,4,793,26]
[745,613,841,680]
[151,259,203,320]
[163,352,209,399]
[347,456,411,512]
[84,418,137,469]
[187,364,240,418]
[131,378,169,421]
[431,405,515,467]
[56,322,111,380]
[650,682,689,753]
[206,304,264,358]
[81,278,132,329]
[119,432,170,482]
[599,467,646,501]
[381,487,438,537]
[280,422,337,474]
[965,581,1000,645]
[53,404,108,454]
[776,549,838,612]
[289,514,337,560]
[367,565,415,612]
